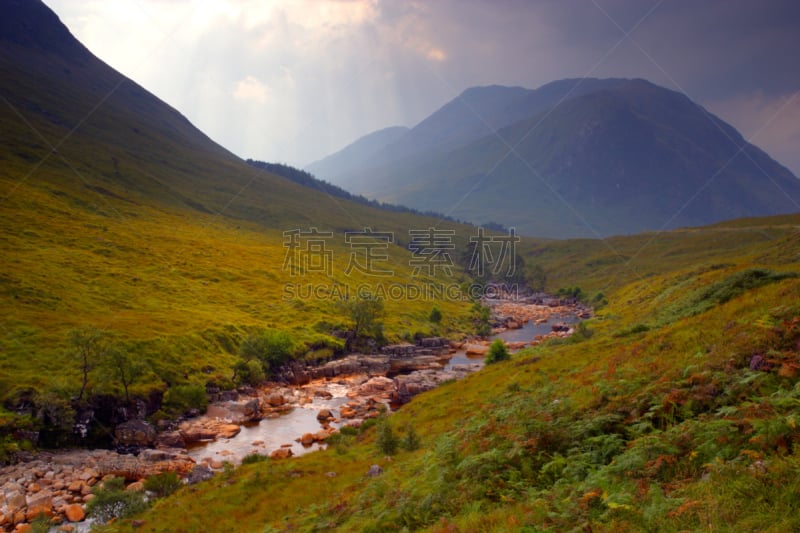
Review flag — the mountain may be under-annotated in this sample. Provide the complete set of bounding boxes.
[311,79,800,238]
[0,1,474,415]
[306,125,409,185]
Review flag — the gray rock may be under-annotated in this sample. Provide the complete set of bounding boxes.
[367,465,383,477]
[186,465,214,485]
[115,419,157,447]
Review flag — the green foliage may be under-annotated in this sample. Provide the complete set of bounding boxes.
[401,424,421,452]
[162,384,208,416]
[29,515,51,533]
[659,268,798,325]
[68,326,108,402]
[33,390,75,446]
[101,346,145,402]
[615,323,651,337]
[239,329,296,375]
[428,306,443,324]
[375,418,399,455]
[233,358,266,386]
[144,471,182,498]
[484,339,510,364]
[339,293,386,350]
[87,477,148,523]
[557,286,584,299]
[471,302,491,337]
[241,453,268,464]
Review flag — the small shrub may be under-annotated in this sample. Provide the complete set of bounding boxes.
[222,461,234,478]
[233,358,266,386]
[615,323,650,337]
[339,425,359,436]
[401,424,421,452]
[162,384,208,416]
[485,339,510,364]
[429,306,443,324]
[87,477,148,523]
[239,330,296,374]
[29,515,51,533]
[575,321,594,340]
[376,419,399,455]
[144,471,182,498]
[241,453,267,465]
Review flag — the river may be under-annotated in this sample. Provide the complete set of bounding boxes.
[188,309,580,465]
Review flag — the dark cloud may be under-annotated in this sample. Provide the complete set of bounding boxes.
[46,0,800,175]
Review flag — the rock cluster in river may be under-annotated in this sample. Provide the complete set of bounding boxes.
[0,448,194,530]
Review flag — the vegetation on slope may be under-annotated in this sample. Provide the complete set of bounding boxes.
[95,217,800,532]
[0,0,493,450]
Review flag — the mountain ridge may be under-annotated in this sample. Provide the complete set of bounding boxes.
[310,78,800,238]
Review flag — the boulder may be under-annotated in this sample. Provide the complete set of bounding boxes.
[339,406,357,419]
[155,431,186,449]
[125,481,145,492]
[367,465,383,477]
[316,409,333,421]
[115,420,157,448]
[179,419,241,443]
[269,448,293,459]
[25,489,53,520]
[63,504,85,522]
[300,433,315,446]
[465,344,489,356]
[313,430,332,442]
[186,465,214,485]
[5,491,26,514]
[266,393,285,407]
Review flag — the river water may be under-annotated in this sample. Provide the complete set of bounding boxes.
[187,312,579,464]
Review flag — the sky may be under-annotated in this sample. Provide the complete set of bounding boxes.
[45,0,800,176]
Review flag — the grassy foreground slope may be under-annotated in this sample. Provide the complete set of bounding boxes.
[99,216,800,532]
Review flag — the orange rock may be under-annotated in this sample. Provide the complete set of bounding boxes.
[64,504,85,523]
[125,481,145,492]
[339,406,357,418]
[465,344,488,356]
[300,433,315,446]
[269,448,293,459]
[313,430,331,442]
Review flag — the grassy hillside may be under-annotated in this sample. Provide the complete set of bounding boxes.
[0,1,483,438]
[96,218,800,532]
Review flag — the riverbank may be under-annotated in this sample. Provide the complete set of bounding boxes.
[0,297,587,531]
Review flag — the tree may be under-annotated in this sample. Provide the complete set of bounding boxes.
[103,347,144,403]
[339,293,385,349]
[68,327,107,402]
[429,306,443,324]
[485,339,510,364]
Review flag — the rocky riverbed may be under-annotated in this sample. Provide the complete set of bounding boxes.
[1,297,586,531]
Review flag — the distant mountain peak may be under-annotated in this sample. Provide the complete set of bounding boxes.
[309,77,800,238]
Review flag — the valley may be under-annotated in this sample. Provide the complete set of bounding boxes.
[2,1,800,532]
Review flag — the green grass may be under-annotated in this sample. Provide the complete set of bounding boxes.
[0,40,484,417]
[93,220,800,532]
